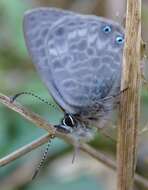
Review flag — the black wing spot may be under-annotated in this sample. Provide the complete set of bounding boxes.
[55,27,65,37]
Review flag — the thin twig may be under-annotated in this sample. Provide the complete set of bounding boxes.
[0,134,51,167]
[0,93,148,188]
[0,132,148,188]
[0,93,56,134]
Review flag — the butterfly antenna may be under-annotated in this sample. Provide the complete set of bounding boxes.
[32,135,55,180]
[10,92,58,110]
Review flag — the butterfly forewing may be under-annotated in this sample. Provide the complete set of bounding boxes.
[23,8,77,113]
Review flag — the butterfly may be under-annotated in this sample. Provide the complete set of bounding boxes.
[23,7,124,142]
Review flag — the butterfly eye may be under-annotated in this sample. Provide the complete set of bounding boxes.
[116,36,124,44]
[102,25,112,33]
[62,114,75,128]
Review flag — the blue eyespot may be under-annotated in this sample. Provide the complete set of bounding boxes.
[116,36,124,44]
[102,25,112,33]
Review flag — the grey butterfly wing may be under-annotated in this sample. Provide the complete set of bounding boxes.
[23,8,124,114]
[23,8,77,113]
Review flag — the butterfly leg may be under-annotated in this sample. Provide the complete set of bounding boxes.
[54,124,73,134]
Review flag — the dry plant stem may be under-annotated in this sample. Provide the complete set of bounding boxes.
[0,134,51,167]
[0,94,56,134]
[117,0,141,190]
[0,135,148,189]
[0,93,113,166]
[0,93,148,188]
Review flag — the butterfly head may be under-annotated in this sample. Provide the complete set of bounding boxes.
[54,113,95,142]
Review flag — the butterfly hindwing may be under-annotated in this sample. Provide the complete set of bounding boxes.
[23,8,124,114]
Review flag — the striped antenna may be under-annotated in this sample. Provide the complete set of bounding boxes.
[32,135,55,180]
[10,91,59,111]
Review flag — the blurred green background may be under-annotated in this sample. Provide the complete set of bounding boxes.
[0,0,148,190]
